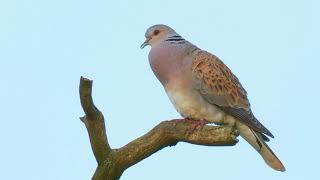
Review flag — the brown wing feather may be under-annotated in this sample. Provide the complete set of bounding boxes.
[192,50,274,138]
[219,106,274,138]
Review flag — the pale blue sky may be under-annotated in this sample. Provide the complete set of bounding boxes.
[0,0,319,179]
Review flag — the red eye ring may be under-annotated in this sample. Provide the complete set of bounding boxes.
[153,30,160,35]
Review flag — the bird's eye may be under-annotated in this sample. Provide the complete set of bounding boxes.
[153,30,160,36]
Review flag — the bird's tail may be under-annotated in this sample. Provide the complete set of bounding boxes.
[236,122,286,172]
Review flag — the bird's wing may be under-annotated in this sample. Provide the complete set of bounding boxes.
[191,50,274,138]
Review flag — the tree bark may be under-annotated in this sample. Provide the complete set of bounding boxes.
[79,76,239,180]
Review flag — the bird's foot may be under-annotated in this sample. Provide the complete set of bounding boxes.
[171,118,193,128]
[170,118,210,134]
[188,119,210,133]
[171,118,189,123]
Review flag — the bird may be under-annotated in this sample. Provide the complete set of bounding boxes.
[140,24,285,172]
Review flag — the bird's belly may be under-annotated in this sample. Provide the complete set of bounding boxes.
[166,87,225,123]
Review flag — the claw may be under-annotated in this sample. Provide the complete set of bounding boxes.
[171,118,188,123]
[171,118,191,128]
[171,118,210,134]
[189,119,210,133]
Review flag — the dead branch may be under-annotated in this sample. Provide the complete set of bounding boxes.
[79,76,238,180]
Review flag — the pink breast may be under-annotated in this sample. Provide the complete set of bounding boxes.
[148,43,184,86]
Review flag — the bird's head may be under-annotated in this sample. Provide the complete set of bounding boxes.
[140,24,178,49]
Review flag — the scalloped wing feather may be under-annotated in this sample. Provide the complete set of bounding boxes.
[191,50,274,138]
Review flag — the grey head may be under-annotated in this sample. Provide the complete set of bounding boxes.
[140,24,185,49]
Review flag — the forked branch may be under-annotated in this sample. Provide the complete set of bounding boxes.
[79,76,238,180]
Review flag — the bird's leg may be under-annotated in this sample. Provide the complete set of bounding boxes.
[171,118,193,128]
[171,118,189,123]
[188,119,210,133]
[170,118,210,133]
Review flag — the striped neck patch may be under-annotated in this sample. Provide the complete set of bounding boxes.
[165,35,185,43]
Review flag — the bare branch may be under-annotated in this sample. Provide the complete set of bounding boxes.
[114,120,238,171]
[79,76,99,118]
[79,77,239,180]
[79,76,111,164]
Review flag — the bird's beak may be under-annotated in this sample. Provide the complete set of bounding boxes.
[140,38,150,49]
